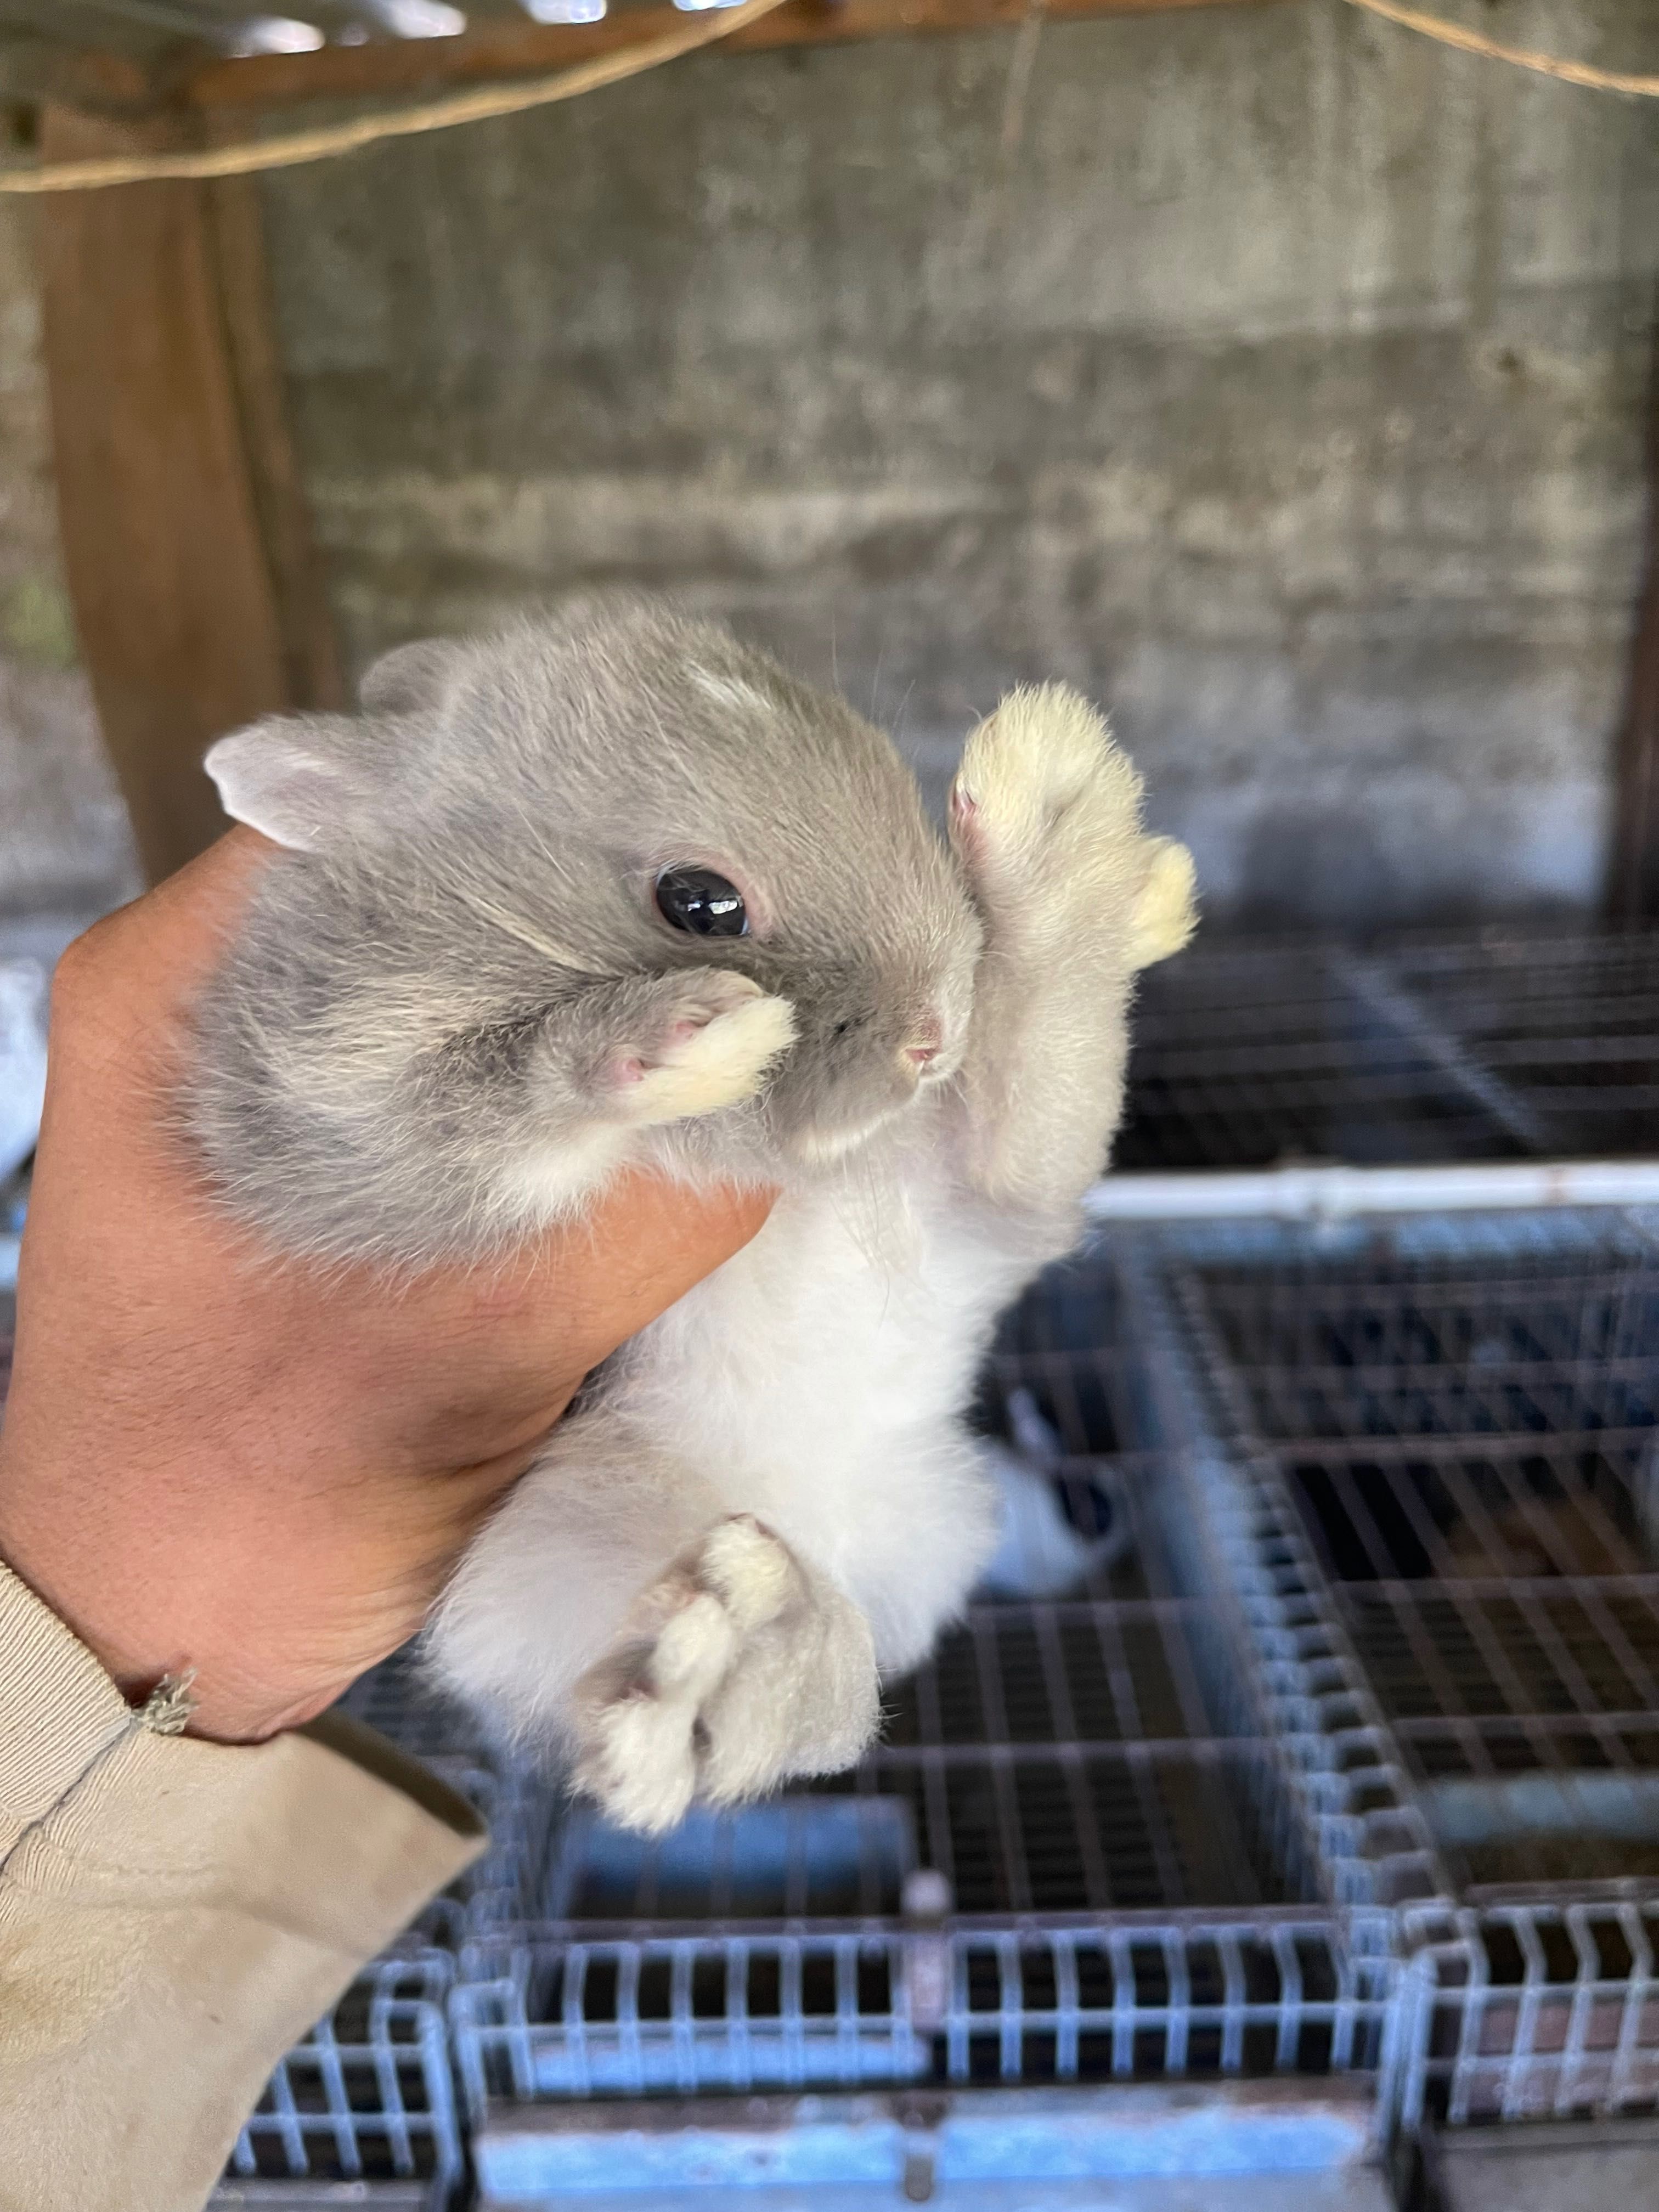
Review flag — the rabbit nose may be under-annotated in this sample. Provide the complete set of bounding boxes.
[902,1018,944,1072]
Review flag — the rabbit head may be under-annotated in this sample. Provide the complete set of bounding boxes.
[194,602,985,1259]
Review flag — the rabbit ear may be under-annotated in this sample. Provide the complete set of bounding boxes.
[205,715,380,853]
[1127,837,1197,970]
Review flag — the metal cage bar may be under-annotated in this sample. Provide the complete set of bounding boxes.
[219,1957,464,2209]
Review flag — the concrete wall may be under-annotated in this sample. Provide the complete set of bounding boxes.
[2,4,1655,932]
[259,0,1659,930]
[0,199,136,924]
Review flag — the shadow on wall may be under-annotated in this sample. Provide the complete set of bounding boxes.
[1193,771,1610,932]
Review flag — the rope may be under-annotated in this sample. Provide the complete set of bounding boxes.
[1339,0,1659,96]
[0,0,792,195]
[0,0,1652,195]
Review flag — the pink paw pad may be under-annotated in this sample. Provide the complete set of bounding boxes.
[950,781,989,863]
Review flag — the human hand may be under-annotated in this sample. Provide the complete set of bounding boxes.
[0,831,772,1741]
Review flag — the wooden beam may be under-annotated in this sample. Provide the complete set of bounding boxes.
[202,144,346,715]
[186,0,1271,111]
[1610,321,1659,925]
[38,103,337,884]
[0,38,166,119]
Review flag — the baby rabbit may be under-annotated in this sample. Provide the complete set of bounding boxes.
[190,601,1195,1833]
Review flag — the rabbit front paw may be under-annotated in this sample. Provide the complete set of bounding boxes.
[947,686,1149,944]
[570,1515,880,1835]
[597,970,795,1126]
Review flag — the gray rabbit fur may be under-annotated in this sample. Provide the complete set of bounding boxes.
[190,601,1195,1832]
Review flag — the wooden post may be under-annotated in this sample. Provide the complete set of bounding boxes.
[1611,321,1659,926]
[204,155,345,718]
[37,103,341,887]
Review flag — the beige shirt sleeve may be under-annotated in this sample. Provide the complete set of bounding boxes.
[0,1560,485,2212]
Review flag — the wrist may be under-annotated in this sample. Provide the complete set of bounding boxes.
[0,1440,345,1740]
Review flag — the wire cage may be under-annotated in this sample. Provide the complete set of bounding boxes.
[1119,941,1532,1171]
[333,1647,557,1946]
[1385,931,1659,1160]
[1158,1209,1659,1905]
[211,1955,465,2212]
[10,929,1659,2196]
[295,1202,1659,2196]
[443,1251,1400,2203]
[1125,1203,1659,2196]
[1401,1899,1659,2138]
[1118,929,1659,1172]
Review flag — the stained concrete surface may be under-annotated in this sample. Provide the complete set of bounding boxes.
[255,0,1659,930]
[1425,2118,1659,2211]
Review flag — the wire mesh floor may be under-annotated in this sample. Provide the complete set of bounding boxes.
[444,1259,1398,2130]
[1405,1901,1659,2129]
[1387,933,1659,1159]
[213,1956,462,2210]
[334,1646,557,1946]
[317,1209,1659,2164]
[1172,1220,1659,1901]
[329,1207,1659,2182]
[1119,929,1659,1171]
[10,953,1659,2186]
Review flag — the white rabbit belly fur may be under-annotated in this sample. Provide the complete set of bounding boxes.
[590,1158,1026,1672]
[431,1141,1053,1743]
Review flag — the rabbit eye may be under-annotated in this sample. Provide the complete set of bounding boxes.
[654,866,748,938]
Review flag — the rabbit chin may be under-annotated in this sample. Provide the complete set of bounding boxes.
[786,1098,919,1168]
